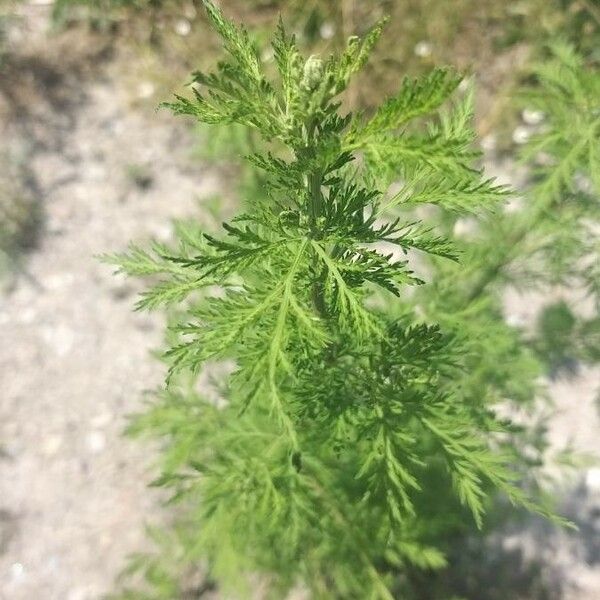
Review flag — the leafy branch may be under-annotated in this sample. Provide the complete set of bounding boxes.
[109,3,571,598]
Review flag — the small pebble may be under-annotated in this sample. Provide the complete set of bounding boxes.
[137,81,155,100]
[585,468,600,494]
[10,562,25,582]
[261,47,274,63]
[453,217,476,238]
[506,313,527,328]
[320,22,335,40]
[152,223,173,242]
[575,173,593,195]
[86,431,106,454]
[458,77,472,92]
[522,108,544,125]
[481,134,497,152]
[504,195,524,214]
[174,19,191,36]
[512,126,531,145]
[42,435,63,457]
[414,41,432,58]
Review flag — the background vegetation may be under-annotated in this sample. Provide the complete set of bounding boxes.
[0,1,598,599]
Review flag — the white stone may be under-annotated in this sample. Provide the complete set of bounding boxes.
[506,313,526,328]
[320,22,335,40]
[453,217,476,238]
[414,41,432,58]
[42,435,63,456]
[261,47,274,63]
[575,173,593,195]
[512,126,531,145]
[504,195,524,214]
[137,81,155,100]
[86,431,106,454]
[522,108,544,125]
[10,562,25,582]
[458,77,473,92]
[585,468,600,493]
[480,134,497,152]
[152,223,173,242]
[174,19,191,36]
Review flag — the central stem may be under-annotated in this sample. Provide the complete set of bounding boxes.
[308,170,323,233]
[304,116,329,319]
[308,168,328,319]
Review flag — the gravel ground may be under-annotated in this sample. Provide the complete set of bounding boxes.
[0,4,599,600]
[0,6,220,598]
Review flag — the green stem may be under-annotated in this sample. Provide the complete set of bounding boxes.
[307,170,323,231]
[466,242,518,304]
[309,169,328,319]
[465,184,563,304]
[303,115,329,319]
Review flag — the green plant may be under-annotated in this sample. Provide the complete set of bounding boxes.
[418,41,600,380]
[107,2,570,598]
[520,42,600,300]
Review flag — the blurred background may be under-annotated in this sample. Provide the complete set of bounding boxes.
[0,1,599,599]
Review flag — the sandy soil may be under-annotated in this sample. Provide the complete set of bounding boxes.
[0,6,221,599]
[0,4,599,600]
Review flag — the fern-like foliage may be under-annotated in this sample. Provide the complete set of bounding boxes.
[519,42,600,304]
[523,42,600,200]
[407,42,600,391]
[107,3,568,598]
[415,42,600,378]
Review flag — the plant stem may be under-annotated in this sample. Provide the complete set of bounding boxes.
[304,115,329,319]
[309,168,329,319]
[466,185,561,304]
[308,169,323,234]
